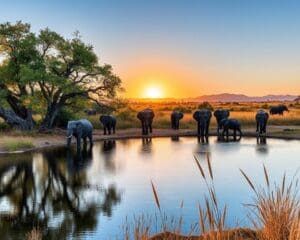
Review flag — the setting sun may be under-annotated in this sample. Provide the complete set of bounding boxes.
[145,86,163,98]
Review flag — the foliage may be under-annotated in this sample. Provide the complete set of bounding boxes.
[0,21,121,129]
[173,105,192,113]
[198,102,214,111]
[54,107,78,127]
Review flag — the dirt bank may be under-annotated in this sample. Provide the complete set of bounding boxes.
[149,228,257,240]
[0,125,299,154]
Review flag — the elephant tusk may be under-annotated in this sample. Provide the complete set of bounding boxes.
[66,135,72,139]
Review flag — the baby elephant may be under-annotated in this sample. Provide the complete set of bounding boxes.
[99,115,116,135]
[66,119,93,150]
[256,110,269,135]
[220,118,242,140]
[193,109,212,137]
[214,109,230,135]
[171,111,184,130]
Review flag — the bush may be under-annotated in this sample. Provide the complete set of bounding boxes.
[261,104,269,109]
[197,102,214,111]
[54,108,77,127]
[0,122,10,131]
[173,106,192,113]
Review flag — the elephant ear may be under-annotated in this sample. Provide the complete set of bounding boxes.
[137,112,142,120]
[265,113,269,120]
[192,111,198,120]
[76,122,83,133]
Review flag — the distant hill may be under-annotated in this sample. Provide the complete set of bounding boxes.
[183,93,298,102]
[129,93,298,103]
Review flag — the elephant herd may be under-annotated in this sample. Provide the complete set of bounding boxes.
[66,104,288,149]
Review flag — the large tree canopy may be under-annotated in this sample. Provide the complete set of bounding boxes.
[0,21,121,130]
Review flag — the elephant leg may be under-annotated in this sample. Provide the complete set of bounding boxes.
[104,127,107,135]
[197,123,200,136]
[256,122,259,133]
[205,121,210,136]
[226,129,229,141]
[77,136,81,150]
[149,123,152,133]
[113,125,116,134]
[88,134,93,146]
[237,129,242,140]
[233,129,237,140]
[144,123,147,134]
[83,137,87,146]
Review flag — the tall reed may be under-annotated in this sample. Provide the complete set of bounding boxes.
[240,165,300,240]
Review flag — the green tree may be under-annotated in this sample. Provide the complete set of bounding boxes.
[0,21,121,130]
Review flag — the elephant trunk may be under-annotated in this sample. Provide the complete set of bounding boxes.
[66,128,73,146]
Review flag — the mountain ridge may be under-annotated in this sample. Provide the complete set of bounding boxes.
[129,93,299,102]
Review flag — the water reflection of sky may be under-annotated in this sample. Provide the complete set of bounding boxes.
[0,137,299,239]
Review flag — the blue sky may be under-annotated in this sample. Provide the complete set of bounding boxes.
[1,0,300,97]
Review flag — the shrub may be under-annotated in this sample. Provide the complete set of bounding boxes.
[261,104,269,109]
[198,102,214,111]
[54,108,77,127]
[173,106,192,113]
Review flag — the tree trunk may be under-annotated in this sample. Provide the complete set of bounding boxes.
[40,103,61,130]
[0,107,34,130]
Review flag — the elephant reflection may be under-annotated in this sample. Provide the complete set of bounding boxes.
[67,145,93,174]
[197,135,209,144]
[102,140,116,152]
[171,136,180,142]
[0,150,121,239]
[101,140,117,172]
[141,137,152,153]
[256,136,268,154]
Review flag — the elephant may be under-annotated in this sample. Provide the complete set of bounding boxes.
[99,115,116,135]
[193,109,212,137]
[256,110,269,135]
[171,111,184,130]
[269,105,289,115]
[220,118,242,140]
[66,119,93,150]
[84,109,97,115]
[137,109,155,135]
[214,109,230,135]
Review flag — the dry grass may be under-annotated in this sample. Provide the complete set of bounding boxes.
[84,101,300,130]
[240,166,300,240]
[0,137,34,151]
[26,227,42,240]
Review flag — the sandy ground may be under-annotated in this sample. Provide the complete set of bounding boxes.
[0,125,299,154]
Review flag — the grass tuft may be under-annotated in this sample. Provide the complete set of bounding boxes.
[26,227,42,240]
[3,139,34,151]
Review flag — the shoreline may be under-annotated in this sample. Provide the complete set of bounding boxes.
[0,126,299,154]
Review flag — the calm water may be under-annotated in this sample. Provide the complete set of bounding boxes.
[0,137,299,239]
